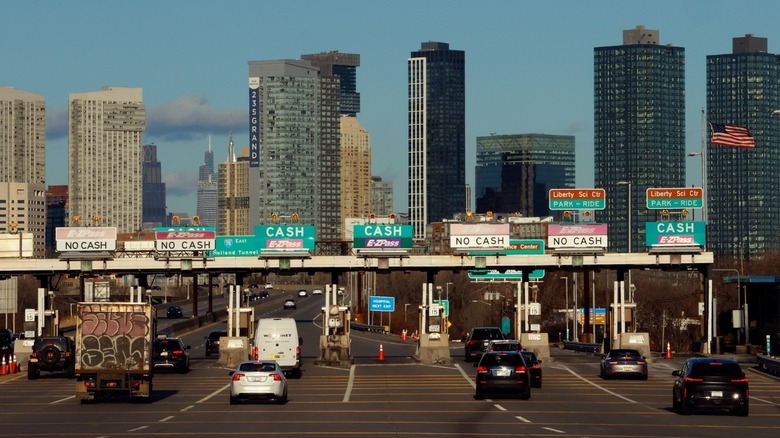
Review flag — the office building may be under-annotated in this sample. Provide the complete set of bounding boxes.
[142,144,166,227]
[217,134,250,235]
[476,134,575,217]
[0,87,46,185]
[248,59,341,244]
[371,176,394,217]
[594,26,685,252]
[68,87,145,233]
[706,34,780,258]
[339,115,371,238]
[301,51,361,116]
[408,41,466,241]
[197,138,217,226]
[0,182,46,257]
[45,185,68,258]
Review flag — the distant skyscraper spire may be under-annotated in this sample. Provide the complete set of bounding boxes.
[227,131,235,162]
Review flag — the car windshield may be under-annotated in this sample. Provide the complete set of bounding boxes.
[472,329,502,341]
[239,362,276,372]
[480,353,522,367]
[491,342,519,351]
[155,339,183,353]
[609,349,641,358]
[690,361,743,377]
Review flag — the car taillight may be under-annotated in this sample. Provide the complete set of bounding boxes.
[172,350,184,355]
[636,361,646,365]
[531,363,541,369]
[296,346,301,360]
[469,340,480,346]
[232,373,244,381]
[684,376,704,382]
[608,361,618,365]
[515,365,527,374]
[477,366,488,373]
[731,377,749,383]
[271,373,282,381]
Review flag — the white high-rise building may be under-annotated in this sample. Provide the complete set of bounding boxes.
[68,87,145,233]
[0,87,46,185]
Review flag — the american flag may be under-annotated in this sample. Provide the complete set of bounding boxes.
[710,123,755,148]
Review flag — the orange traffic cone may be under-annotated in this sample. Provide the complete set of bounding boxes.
[379,343,385,361]
[1,356,6,375]
[665,341,672,359]
[11,354,18,373]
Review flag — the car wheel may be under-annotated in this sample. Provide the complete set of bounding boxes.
[277,390,288,405]
[229,395,238,405]
[66,364,75,379]
[672,392,681,413]
[474,390,484,400]
[534,380,542,389]
[732,405,749,417]
[205,351,211,358]
[520,384,531,400]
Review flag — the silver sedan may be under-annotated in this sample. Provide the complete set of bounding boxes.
[229,360,288,404]
[600,349,648,380]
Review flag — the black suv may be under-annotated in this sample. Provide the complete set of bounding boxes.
[167,306,184,319]
[28,336,75,379]
[153,337,190,373]
[464,327,504,362]
[205,330,228,357]
[672,358,749,416]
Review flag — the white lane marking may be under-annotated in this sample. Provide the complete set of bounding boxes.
[543,426,565,433]
[343,364,356,402]
[559,364,640,405]
[181,405,194,411]
[196,384,229,403]
[128,426,148,432]
[159,416,175,422]
[494,404,507,411]
[454,363,476,389]
[515,415,532,423]
[751,396,780,406]
[50,395,75,404]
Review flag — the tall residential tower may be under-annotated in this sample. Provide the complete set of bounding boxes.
[408,42,465,241]
[706,34,780,258]
[594,26,685,252]
[68,87,145,233]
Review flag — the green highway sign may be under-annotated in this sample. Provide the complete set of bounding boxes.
[549,189,606,210]
[646,187,703,209]
[353,224,413,249]
[255,225,316,251]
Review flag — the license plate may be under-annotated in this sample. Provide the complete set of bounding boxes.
[161,351,168,357]
[248,376,267,382]
[711,391,723,397]
[495,369,510,377]
[622,366,634,371]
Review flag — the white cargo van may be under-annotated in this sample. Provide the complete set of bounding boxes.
[253,317,302,378]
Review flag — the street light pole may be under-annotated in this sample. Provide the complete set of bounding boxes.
[560,276,569,341]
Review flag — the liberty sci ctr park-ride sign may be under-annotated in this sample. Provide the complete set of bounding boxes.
[548,188,606,210]
[646,187,703,209]
[352,224,413,249]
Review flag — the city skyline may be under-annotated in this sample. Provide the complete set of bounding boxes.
[3,1,780,215]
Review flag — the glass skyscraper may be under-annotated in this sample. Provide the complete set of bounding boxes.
[408,42,465,241]
[248,59,341,243]
[475,134,575,217]
[594,26,685,252]
[142,144,166,227]
[706,34,780,258]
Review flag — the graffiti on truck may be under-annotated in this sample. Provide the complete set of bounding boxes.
[78,304,151,370]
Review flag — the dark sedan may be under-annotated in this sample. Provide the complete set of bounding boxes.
[474,351,531,400]
[600,349,648,380]
[166,306,184,319]
[205,330,228,357]
[153,337,190,373]
[521,350,543,388]
[672,358,749,416]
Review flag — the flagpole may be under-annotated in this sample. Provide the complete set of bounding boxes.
[700,107,707,225]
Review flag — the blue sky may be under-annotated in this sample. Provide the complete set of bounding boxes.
[3,1,780,215]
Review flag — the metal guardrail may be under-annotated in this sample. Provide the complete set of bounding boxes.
[756,354,780,377]
[562,341,602,354]
[350,322,388,334]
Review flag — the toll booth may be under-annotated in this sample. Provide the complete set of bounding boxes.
[315,284,352,366]
[414,283,452,365]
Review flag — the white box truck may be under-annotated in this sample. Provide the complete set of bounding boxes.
[253,317,302,378]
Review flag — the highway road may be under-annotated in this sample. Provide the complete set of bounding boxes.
[2,291,779,437]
